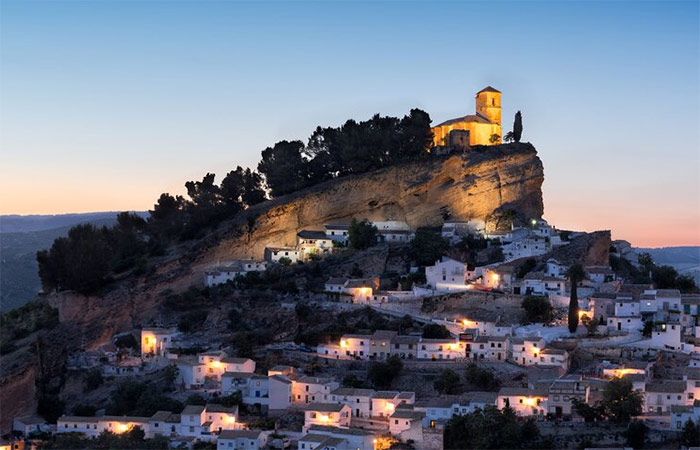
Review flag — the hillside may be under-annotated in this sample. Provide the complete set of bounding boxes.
[0,213,147,311]
[636,246,700,285]
[0,142,544,432]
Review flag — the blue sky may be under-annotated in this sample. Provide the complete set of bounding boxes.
[1,0,698,246]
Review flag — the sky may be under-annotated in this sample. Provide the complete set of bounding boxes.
[1,1,698,248]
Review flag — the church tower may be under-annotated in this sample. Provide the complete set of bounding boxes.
[475,86,501,126]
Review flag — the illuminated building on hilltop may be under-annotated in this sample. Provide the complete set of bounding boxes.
[431,86,502,148]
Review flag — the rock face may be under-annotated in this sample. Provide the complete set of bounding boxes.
[0,143,544,432]
[196,143,544,269]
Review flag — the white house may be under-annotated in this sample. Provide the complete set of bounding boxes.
[670,401,700,430]
[268,375,293,411]
[324,224,350,244]
[502,236,547,262]
[508,337,546,366]
[521,273,566,297]
[297,230,334,261]
[546,376,589,416]
[441,220,484,243]
[371,391,415,418]
[324,277,379,304]
[305,425,378,450]
[607,316,643,333]
[418,339,466,360]
[141,327,178,357]
[425,256,475,292]
[303,404,351,431]
[545,259,568,278]
[175,357,206,389]
[649,322,683,350]
[204,260,267,287]
[12,416,49,436]
[585,266,614,286]
[388,409,425,442]
[327,388,375,419]
[645,381,687,413]
[467,336,508,361]
[264,247,301,264]
[337,334,370,358]
[198,351,256,381]
[683,368,700,405]
[221,372,270,406]
[203,404,240,434]
[497,387,548,416]
[57,415,148,439]
[477,265,515,292]
[390,335,420,359]
[614,299,641,317]
[292,376,340,405]
[217,430,268,450]
[538,348,569,370]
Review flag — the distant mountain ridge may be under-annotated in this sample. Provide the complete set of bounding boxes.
[635,246,700,286]
[0,212,147,311]
[0,212,147,233]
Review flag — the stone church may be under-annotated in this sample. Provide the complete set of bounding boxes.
[431,86,502,148]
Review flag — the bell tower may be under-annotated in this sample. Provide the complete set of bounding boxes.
[475,86,501,125]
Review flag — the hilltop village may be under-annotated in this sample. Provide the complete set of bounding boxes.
[2,89,700,450]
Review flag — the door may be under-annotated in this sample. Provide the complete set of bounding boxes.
[617,322,621,331]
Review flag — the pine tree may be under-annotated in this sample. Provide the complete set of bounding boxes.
[513,111,523,142]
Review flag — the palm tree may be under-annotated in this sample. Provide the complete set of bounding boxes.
[566,264,586,333]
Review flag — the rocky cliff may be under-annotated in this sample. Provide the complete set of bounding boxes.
[194,142,544,269]
[0,142,544,432]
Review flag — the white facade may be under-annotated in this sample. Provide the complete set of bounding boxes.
[204,260,267,287]
[418,339,466,360]
[303,404,351,431]
[497,387,548,416]
[175,358,206,389]
[327,388,375,418]
[508,337,546,366]
[264,247,301,264]
[217,430,267,450]
[141,327,178,357]
[292,376,339,405]
[607,316,643,333]
[425,256,475,292]
[324,224,349,244]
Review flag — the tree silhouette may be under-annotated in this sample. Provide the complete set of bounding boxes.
[566,264,585,333]
[513,111,523,142]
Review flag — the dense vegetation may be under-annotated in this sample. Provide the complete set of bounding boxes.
[572,378,643,423]
[521,296,553,324]
[432,364,500,395]
[0,300,58,355]
[43,429,169,449]
[444,406,550,449]
[610,252,698,293]
[261,109,432,197]
[347,218,378,250]
[36,109,433,295]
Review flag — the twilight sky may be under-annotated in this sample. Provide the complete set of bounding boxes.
[1,1,698,247]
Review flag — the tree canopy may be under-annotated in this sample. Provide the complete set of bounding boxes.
[566,263,585,333]
[513,111,523,142]
[348,218,378,250]
[444,406,548,449]
[37,108,434,295]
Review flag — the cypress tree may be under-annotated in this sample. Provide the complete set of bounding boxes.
[566,264,585,333]
[513,111,523,143]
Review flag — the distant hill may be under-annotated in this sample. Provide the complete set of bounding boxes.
[0,212,138,233]
[0,212,147,311]
[636,246,700,286]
